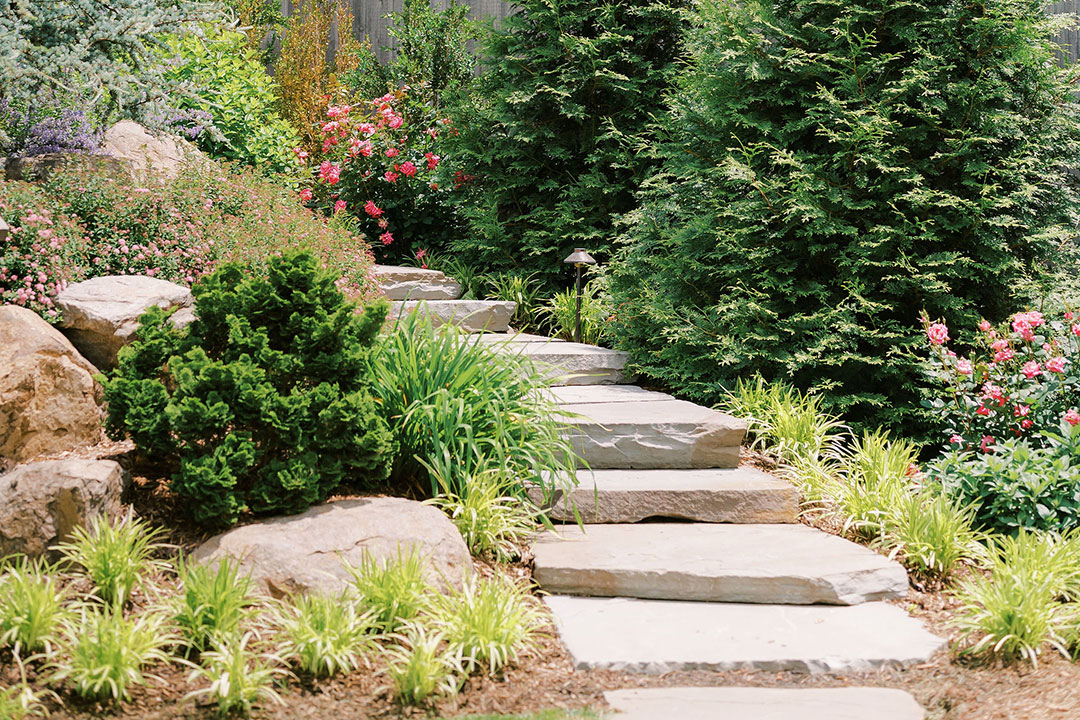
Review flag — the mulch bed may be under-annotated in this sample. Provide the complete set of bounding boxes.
[5,445,1080,719]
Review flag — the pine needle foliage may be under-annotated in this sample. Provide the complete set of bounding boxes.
[609,0,1080,436]
[449,0,689,286]
[102,251,394,527]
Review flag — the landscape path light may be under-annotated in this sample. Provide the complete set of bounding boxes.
[563,248,596,344]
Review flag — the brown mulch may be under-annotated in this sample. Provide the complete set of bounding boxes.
[6,446,1080,719]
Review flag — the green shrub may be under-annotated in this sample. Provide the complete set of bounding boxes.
[184,632,288,715]
[272,592,378,677]
[49,606,175,701]
[102,251,394,527]
[926,424,1080,535]
[173,557,255,654]
[0,557,69,655]
[370,312,577,500]
[448,0,688,286]
[163,30,301,173]
[54,510,170,607]
[608,0,1080,436]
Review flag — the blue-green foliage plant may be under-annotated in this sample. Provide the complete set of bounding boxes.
[102,251,394,527]
[163,30,301,173]
[608,0,1080,437]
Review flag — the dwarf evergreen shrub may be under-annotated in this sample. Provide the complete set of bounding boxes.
[103,251,394,527]
[448,0,688,287]
[609,0,1080,434]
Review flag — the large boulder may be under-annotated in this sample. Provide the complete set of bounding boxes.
[100,120,207,180]
[0,306,104,465]
[55,275,195,370]
[0,459,126,558]
[192,498,472,598]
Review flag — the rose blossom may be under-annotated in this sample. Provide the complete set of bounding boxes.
[927,322,949,345]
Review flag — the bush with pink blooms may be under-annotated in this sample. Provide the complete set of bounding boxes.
[297,87,461,263]
[0,158,380,323]
[922,309,1080,453]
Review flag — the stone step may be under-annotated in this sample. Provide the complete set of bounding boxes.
[531,467,798,524]
[554,386,745,469]
[478,334,632,385]
[603,687,926,720]
[545,596,945,674]
[388,300,516,333]
[532,524,907,605]
[375,265,462,300]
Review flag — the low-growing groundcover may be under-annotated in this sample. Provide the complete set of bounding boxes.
[609,0,1080,437]
[103,251,394,527]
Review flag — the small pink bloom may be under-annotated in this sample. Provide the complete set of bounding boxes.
[956,358,973,375]
[993,349,1015,363]
[976,405,991,416]
[1021,419,1033,429]
[950,434,964,445]
[379,231,394,246]
[388,115,404,130]
[991,339,1010,351]
[377,218,389,229]
[1074,324,1080,337]
[385,147,400,158]
[299,188,313,202]
[384,171,400,183]
[399,161,417,178]
[334,200,346,213]
[927,323,949,345]
[1047,356,1068,373]
[1066,311,1075,321]
[1014,404,1030,418]
[1021,360,1042,379]
[1066,409,1080,426]
[980,435,995,452]
[978,320,993,332]
[364,200,383,218]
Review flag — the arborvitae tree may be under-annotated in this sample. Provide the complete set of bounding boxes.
[0,0,223,143]
[609,0,1080,435]
[448,0,688,286]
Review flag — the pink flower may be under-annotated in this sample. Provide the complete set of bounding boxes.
[1014,404,1030,418]
[293,147,309,165]
[334,200,346,213]
[379,232,394,246]
[978,320,993,332]
[976,405,991,416]
[950,434,964,445]
[299,188,313,202]
[956,358,973,375]
[358,122,376,136]
[377,218,389,229]
[990,339,1009,352]
[1021,419,1033,430]
[1073,324,1080,337]
[384,171,400,183]
[424,152,440,170]
[993,348,1015,364]
[399,161,417,178]
[980,435,995,452]
[426,127,438,139]
[385,147,400,158]
[364,200,383,218]
[1047,356,1068,373]
[415,248,427,259]
[1021,360,1042,379]
[927,323,949,345]
[1066,311,1075,321]
[1066,409,1080,426]
[388,115,404,130]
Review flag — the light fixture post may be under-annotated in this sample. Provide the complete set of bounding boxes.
[562,248,597,344]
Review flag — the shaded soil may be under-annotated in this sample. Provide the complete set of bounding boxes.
[5,446,1080,719]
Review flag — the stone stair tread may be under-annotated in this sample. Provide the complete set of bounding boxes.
[484,338,631,385]
[550,385,671,404]
[474,332,567,344]
[374,265,462,300]
[387,300,516,333]
[603,687,926,720]
[556,391,745,469]
[545,596,945,674]
[534,467,798,524]
[532,523,907,605]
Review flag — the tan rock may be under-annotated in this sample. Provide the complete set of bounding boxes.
[55,275,194,369]
[100,121,208,180]
[0,306,104,464]
[192,497,472,598]
[0,459,126,558]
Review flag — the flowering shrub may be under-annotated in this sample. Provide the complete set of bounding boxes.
[922,310,1080,453]
[0,181,90,320]
[299,87,461,262]
[0,88,103,157]
[0,158,379,323]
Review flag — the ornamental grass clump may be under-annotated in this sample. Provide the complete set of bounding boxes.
[272,591,379,677]
[345,548,433,634]
[428,466,539,562]
[0,557,70,655]
[184,632,289,716]
[102,251,394,527]
[173,557,255,654]
[878,492,986,582]
[383,626,461,705]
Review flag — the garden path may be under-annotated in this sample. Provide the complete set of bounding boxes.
[381,265,943,719]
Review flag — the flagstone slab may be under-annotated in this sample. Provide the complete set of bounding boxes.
[375,265,462,300]
[388,300,516,333]
[545,596,945,674]
[557,392,745,469]
[603,687,926,720]
[532,467,797,524]
[487,339,631,385]
[533,523,907,604]
[549,385,671,404]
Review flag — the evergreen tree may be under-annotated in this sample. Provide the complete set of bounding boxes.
[609,0,1080,435]
[449,0,688,286]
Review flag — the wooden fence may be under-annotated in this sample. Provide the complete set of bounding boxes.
[280,0,511,63]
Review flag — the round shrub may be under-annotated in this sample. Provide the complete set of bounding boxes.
[102,251,394,527]
[608,0,1080,435]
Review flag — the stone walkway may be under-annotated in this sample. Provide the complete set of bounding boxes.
[378,266,941,719]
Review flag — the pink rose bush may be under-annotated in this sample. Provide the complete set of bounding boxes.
[921,309,1080,451]
[297,87,461,262]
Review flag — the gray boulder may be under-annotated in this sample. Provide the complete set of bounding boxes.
[0,459,126,558]
[55,275,194,370]
[100,121,207,180]
[192,497,472,598]
[0,306,104,465]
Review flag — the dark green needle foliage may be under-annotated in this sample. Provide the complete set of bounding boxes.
[103,251,394,527]
[609,0,1080,436]
[449,0,688,287]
